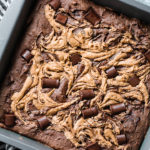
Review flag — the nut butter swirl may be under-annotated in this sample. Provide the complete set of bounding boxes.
[11,4,150,149]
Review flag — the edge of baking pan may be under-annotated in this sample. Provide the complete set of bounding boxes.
[93,0,150,24]
[0,0,52,150]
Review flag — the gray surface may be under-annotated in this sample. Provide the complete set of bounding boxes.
[135,0,150,6]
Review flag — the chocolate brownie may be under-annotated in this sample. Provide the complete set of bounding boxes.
[0,0,150,149]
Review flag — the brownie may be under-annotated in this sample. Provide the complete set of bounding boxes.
[0,0,150,149]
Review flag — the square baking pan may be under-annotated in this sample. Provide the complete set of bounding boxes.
[0,0,150,149]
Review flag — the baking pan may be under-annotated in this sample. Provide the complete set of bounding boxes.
[0,0,150,149]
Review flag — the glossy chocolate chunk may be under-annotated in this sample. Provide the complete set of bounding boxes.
[80,90,95,100]
[49,0,61,10]
[56,13,68,25]
[128,75,140,87]
[77,64,85,75]
[42,78,59,88]
[70,53,82,65]
[85,8,100,25]
[82,107,98,119]
[37,116,49,130]
[145,51,150,62]
[21,50,33,62]
[86,142,101,150]
[51,78,69,101]
[116,134,127,145]
[4,114,15,127]
[106,66,118,78]
[110,103,126,115]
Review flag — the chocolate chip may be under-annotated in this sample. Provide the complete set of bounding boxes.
[77,64,85,75]
[128,75,140,87]
[82,107,98,119]
[21,50,33,62]
[85,8,100,25]
[116,134,127,145]
[37,116,49,130]
[4,114,15,127]
[49,0,61,10]
[80,90,95,100]
[106,66,118,78]
[70,53,81,65]
[56,13,68,25]
[42,78,59,88]
[86,142,101,150]
[110,103,126,115]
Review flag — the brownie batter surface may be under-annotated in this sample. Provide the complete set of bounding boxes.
[1,0,150,150]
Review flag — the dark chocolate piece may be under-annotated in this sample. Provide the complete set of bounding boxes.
[70,53,82,65]
[56,13,68,25]
[77,64,85,75]
[86,142,101,150]
[110,103,126,115]
[49,0,61,10]
[85,8,100,25]
[4,114,15,127]
[116,134,127,145]
[37,116,49,130]
[106,66,118,78]
[21,50,33,62]
[82,107,98,119]
[145,51,150,62]
[128,75,140,87]
[80,90,95,100]
[51,78,69,101]
[42,78,59,88]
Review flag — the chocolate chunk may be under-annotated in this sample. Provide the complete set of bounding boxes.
[49,0,61,10]
[82,107,98,119]
[77,64,85,75]
[106,66,118,78]
[51,78,69,101]
[70,53,82,66]
[37,116,49,130]
[42,78,59,88]
[80,90,95,100]
[128,75,140,87]
[116,134,127,145]
[4,114,15,127]
[110,103,126,115]
[21,50,33,62]
[56,13,68,25]
[86,142,101,150]
[85,8,100,25]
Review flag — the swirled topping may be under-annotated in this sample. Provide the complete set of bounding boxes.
[10,1,150,149]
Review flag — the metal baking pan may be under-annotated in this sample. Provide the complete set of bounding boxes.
[0,0,150,149]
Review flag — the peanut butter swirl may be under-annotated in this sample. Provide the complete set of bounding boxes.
[11,4,150,149]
